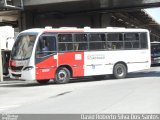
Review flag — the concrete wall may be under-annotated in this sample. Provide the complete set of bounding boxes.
[23,0,160,8]
[21,11,116,30]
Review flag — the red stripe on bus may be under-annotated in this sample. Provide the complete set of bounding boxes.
[58,52,84,77]
[36,56,57,80]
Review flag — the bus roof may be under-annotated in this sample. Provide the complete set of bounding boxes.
[21,27,149,34]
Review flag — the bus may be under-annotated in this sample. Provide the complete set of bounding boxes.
[151,41,160,65]
[9,27,151,84]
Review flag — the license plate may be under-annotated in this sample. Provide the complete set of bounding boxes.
[15,77,19,79]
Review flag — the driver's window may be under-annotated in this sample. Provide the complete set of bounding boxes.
[36,34,57,58]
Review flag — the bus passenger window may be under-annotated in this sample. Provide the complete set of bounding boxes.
[140,33,148,48]
[58,34,73,51]
[124,33,140,49]
[107,33,123,50]
[107,33,123,41]
[74,34,88,51]
[89,34,106,50]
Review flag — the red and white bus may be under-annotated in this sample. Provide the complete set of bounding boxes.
[9,27,151,84]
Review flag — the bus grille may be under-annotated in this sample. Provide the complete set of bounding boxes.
[12,73,21,77]
[11,66,23,71]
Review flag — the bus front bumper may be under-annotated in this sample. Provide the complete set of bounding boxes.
[9,67,36,81]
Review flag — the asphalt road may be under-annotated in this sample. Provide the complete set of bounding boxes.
[0,66,160,114]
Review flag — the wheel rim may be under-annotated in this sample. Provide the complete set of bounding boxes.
[116,66,124,76]
[58,70,67,81]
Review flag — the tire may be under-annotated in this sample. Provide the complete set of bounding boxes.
[113,63,127,79]
[37,79,50,84]
[55,67,70,84]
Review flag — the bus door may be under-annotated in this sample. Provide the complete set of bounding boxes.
[35,33,57,80]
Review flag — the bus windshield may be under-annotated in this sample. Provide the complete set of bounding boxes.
[11,33,38,60]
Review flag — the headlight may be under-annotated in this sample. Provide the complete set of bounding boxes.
[23,66,34,71]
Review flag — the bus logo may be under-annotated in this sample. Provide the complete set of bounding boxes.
[87,54,105,60]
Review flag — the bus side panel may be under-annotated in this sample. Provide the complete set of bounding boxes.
[126,50,151,72]
[58,52,84,77]
[84,51,113,76]
[36,56,57,80]
[84,50,150,76]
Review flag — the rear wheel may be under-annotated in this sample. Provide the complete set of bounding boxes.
[55,67,70,84]
[37,79,50,84]
[113,63,127,79]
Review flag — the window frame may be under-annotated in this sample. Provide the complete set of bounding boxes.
[35,32,57,58]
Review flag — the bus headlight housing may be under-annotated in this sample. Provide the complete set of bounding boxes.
[23,66,34,71]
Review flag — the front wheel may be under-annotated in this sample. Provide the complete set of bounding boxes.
[113,63,127,79]
[55,67,70,84]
